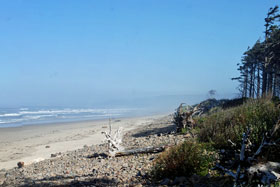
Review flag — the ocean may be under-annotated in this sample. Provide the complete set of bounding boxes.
[0,107,139,128]
[0,94,220,128]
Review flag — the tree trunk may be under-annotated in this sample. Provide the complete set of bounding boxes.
[262,66,268,97]
[244,68,249,97]
[273,72,277,96]
[249,65,255,98]
[263,22,269,97]
[268,68,273,94]
[252,65,256,98]
[249,71,253,98]
[257,63,261,98]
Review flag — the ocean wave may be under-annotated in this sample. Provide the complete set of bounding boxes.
[0,107,136,126]
[0,118,25,124]
[0,116,43,124]
[0,108,132,117]
[0,113,23,117]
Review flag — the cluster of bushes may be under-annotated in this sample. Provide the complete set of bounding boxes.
[151,141,215,180]
[197,97,280,149]
[151,96,280,183]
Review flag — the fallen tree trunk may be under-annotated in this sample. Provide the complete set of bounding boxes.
[115,146,165,157]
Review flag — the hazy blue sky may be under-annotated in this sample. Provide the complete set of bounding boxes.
[0,0,279,107]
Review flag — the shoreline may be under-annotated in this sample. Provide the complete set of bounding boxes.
[0,107,174,129]
[0,113,170,170]
[0,113,182,186]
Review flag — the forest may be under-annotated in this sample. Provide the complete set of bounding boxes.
[233,6,280,98]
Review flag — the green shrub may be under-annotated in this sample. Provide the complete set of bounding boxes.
[181,128,188,134]
[151,141,215,180]
[198,97,280,149]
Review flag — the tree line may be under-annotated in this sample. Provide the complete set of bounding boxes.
[233,5,280,98]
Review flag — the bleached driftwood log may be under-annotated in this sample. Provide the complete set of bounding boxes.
[215,127,280,186]
[102,118,124,156]
[115,146,165,157]
[102,118,166,157]
[248,162,280,185]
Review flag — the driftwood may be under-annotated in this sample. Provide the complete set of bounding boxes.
[215,127,280,186]
[102,131,123,152]
[115,146,165,157]
[102,119,166,157]
[174,99,225,132]
[215,164,239,179]
[248,162,280,185]
[235,129,250,184]
[174,103,195,132]
[102,118,124,156]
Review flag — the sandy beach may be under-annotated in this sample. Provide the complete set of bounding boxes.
[1,113,189,186]
[0,114,168,170]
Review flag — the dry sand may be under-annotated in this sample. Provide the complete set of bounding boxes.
[0,114,167,170]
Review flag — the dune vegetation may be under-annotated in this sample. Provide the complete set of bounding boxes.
[151,96,280,185]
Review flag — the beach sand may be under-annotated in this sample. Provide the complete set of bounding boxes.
[0,113,184,186]
[0,114,167,170]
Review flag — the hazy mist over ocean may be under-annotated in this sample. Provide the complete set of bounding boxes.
[0,93,236,127]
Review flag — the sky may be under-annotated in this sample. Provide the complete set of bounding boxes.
[0,0,279,107]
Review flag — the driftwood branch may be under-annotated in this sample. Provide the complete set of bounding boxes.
[247,132,278,164]
[215,126,280,186]
[101,118,124,156]
[101,119,166,157]
[215,164,237,178]
[101,131,123,151]
[115,146,165,157]
[228,139,236,147]
[235,129,250,184]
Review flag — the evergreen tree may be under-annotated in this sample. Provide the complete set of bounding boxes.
[233,5,280,98]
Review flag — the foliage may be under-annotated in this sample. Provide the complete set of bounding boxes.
[151,141,215,180]
[180,127,188,134]
[221,97,248,109]
[233,6,280,98]
[197,97,280,149]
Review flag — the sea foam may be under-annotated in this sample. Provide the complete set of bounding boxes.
[0,107,136,127]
